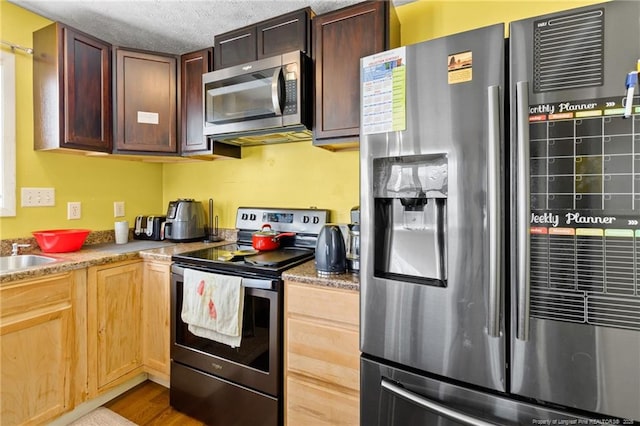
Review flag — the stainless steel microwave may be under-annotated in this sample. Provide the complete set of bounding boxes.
[202,50,312,145]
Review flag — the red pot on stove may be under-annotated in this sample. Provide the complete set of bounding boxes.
[252,224,295,251]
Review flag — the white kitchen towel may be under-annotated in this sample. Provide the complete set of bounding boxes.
[181,269,244,348]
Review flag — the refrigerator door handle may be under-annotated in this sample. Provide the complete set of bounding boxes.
[516,81,531,341]
[381,378,501,426]
[487,85,502,338]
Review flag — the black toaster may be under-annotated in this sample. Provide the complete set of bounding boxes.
[133,215,166,241]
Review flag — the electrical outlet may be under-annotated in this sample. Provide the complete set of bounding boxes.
[67,202,81,220]
[114,201,125,217]
[21,187,55,207]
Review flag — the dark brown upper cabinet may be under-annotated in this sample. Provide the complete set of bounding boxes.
[213,26,257,70]
[257,8,314,59]
[114,48,177,154]
[33,23,112,153]
[312,1,400,149]
[180,48,211,154]
[214,7,313,70]
[180,49,241,159]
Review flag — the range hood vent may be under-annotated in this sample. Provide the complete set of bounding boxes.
[214,127,312,147]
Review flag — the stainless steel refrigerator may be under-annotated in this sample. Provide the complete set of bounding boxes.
[359,2,640,424]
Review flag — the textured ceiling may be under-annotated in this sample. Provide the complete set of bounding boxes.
[9,0,411,55]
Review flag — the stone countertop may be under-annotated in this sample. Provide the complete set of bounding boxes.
[283,260,360,292]
[3,239,362,293]
[0,240,229,284]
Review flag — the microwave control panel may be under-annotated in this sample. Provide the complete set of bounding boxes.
[284,79,297,115]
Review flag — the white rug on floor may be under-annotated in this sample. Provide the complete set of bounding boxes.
[68,407,137,426]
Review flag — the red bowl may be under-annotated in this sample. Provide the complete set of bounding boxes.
[32,229,91,253]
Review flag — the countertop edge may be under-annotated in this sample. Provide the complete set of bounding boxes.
[0,241,229,284]
[283,260,360,292]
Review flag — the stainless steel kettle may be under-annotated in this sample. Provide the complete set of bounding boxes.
[315,224,347,276]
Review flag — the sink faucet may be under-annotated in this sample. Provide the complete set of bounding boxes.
[11,243,30,256]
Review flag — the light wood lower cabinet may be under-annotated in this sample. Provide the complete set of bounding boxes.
[284,281,360,426]
[1,257,172,424]
[0,270,87,426]
[142,259,171,380]
[88,260,144,397]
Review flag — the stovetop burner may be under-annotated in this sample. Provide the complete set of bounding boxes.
[172,243,314,278]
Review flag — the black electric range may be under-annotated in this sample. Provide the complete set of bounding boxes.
[172,242,314,279]
[169,207,330,426]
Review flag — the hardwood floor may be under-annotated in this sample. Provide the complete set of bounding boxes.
[105,381,205,425]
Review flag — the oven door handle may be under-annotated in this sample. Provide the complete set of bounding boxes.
[381,379,500,426]
[171,265,276,290]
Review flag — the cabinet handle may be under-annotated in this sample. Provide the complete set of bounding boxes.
[381,379,499,426]
[219,33,252,44]
[261,19,299,33]
[515,81,531,342]
[487,85,502,338]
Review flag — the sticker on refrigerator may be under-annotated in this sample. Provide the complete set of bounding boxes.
[361,46,406,135]
[447,51,472,84]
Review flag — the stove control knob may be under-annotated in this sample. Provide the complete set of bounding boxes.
[302,215,310,223]
[241,213,248,220]
[250,214,256,221]
[313,216,320,224]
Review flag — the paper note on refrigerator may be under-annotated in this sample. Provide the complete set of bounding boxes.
[361,47,406,135]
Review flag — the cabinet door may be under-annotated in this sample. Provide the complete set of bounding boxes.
[142,260,171,380]
[65,27,112,151]
[284,281,360,426]
[286,376,359,426]
[257,8,312,59]
[115,49,177,153]
[0,272,83,425]
[34,23,112,153]
[88,261,143,395]
[181,48,212,154]
[214,26,257,70]
[312,1,388,144]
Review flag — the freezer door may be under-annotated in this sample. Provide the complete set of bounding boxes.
[360,24,507,392]
[361,356,593,426]
[510,1,640,421]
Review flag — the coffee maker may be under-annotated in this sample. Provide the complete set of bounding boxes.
[346,206,360,273]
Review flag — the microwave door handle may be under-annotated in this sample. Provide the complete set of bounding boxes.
[271,67,283,116]
[516,81,531,342]
[381,379,500,426]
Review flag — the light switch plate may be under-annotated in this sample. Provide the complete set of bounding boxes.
[21,187,55,207]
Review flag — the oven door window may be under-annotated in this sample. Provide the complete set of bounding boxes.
[175,282,275,373]
[205,66,285,125]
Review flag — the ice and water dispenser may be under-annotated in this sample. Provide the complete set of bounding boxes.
[373,154,448,286]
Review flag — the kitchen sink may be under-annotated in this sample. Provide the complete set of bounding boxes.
[0,254,58,272]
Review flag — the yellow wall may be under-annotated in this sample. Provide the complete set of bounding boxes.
[0,1,164,239]
[0,0,612,239]
[163,144,359,228]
